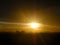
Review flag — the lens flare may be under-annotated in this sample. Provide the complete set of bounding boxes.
[27,22,41,29]
[29,23,39,28]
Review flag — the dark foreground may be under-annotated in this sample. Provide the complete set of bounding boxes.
[0,31,60,45]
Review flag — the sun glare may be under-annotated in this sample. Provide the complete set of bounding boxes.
[20,22,43,33]
[28,22,40,29]
[30,23,39,28]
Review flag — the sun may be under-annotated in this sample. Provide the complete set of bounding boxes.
[23,22,43,33]
[29,22,39,29]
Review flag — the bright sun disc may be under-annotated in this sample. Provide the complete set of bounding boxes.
[29,22,39,29]
[24,22,43,33]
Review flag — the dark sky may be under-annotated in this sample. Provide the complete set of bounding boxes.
[0,0,60,26]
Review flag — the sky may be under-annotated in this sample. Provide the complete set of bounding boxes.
[0,0,60,27]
